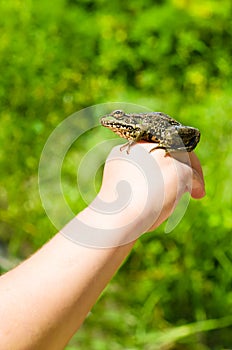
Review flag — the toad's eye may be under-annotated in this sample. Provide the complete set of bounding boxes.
[112,110,124,117]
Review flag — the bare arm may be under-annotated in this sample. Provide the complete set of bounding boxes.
[0,145,205,350]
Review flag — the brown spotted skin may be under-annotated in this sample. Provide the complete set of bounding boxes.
[100,110,200,153]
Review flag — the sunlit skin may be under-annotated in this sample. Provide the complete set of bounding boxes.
[0,144,205,350]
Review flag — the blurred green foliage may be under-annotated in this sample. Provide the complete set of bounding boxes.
[0,0,232,348]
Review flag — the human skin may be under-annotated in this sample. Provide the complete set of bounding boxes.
[0,144,205,350]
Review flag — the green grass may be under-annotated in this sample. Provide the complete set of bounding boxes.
[0,0,232,348]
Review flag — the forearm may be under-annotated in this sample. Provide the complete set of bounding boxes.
[0,225,135,350]
[0,145,205,350]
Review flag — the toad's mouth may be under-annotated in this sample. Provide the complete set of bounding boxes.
[100,118,133,131]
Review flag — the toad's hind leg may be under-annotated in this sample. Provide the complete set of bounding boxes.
[149,141,168,153]
[149,144,160,153]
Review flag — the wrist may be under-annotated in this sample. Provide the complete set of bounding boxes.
[61,195,149,249]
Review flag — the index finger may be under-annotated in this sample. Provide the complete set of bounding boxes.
[188,152,205,199]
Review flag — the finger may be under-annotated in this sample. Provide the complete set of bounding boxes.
[188,152,205,199]
[138,143,205,199]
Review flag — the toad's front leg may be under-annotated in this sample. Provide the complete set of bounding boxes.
[120,140,137,154]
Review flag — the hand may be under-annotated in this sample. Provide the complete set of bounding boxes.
[74,143,205,247]
[98,142,205,236]
[0,143,205,350]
